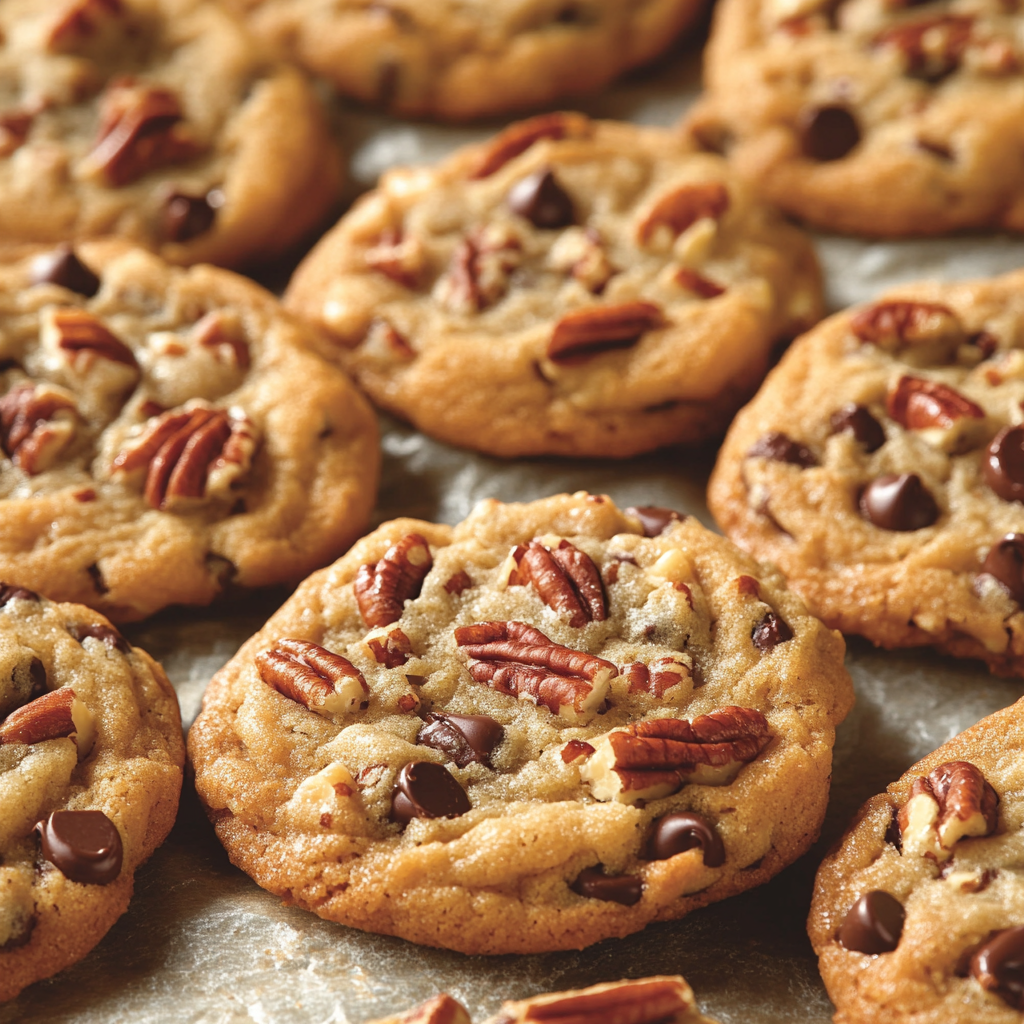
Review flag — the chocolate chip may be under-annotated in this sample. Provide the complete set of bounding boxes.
[417,713,504,769]
[981,534,1024,604]
[507,168,574,229]
[625,505,685,537]
[838,891,905,954]
[570,866,642,905]
[884,806,903,852]
[830,404,885,452]
[859,474,939,531]
[29,245,100,297]
[984,426,1024,503]
[970,925,1024,1009]
[86,563,108,595]
[800,105,861,161]
[36,810,123,885]
[67,622,131,655]
[28,657,47,699]
[752,611,793,652]
[0,583,40,607]
[163,190,221,243]
[391,761,471,825]
[648,812,725,867]
[747,431,817,467]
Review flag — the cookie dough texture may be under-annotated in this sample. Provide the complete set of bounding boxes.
[809,698,1024,1023]
[0,589,184,1001]
[286,114,823,459]
[0,241,379,621]
[686,0,1024,235]
[189,493,853,954]
[224,0,706,121]
[0,0,341,267]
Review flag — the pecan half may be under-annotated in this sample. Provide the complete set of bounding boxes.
[469,112,591,179]
[0,111,33,158]
[355,534,433,628]
[510,539,607,627]
[0,383,78,474]
[580,706,771,803]
[455,620,616,722]
[48,0,123,52]
[898,759,998,862]
[548,302,664,365]
[874,15,974,80]
[362,625,413,667]
[637,182,730,246]
[435,227,522,315]
[886,375,984,429]
[381,994,471,1024]
[849,301,965,352]
[0,687,95,757]
[624,654,693,703]
[365,228,425,288]
[255,638,368,717]
[41,307,137,370]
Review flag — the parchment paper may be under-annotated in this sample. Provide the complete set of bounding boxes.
[5,29,1024,1024]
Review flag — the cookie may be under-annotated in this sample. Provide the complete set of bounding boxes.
[809,696,1024,1023]
[0,585,184,1001]
[285,113,823,459]
[708,270,1024,675]
[223,0,706,122]
[188,493,852,954]
[0,240,379,621]
[685,0,1024,235]
[0,0,342,268]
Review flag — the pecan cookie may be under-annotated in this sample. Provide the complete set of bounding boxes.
[708,270,1024,675]
[809,697,1024,1023]
[0,585,184,1001]
[0,240,379,621]
[0,0,341,267]
[188,493,852,954]
[685,0,1024,235]
[285,114,823,459]
[223,0,705,122]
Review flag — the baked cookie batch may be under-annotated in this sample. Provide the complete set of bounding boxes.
[0,0,1022,1020]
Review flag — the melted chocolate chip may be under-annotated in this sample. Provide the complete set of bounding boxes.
[30,245,100,297]
[391,761,471,825]
[67,622,131,655]
[984,426,1024,503]
[884,806,903,853]
[752,611,793,652]
[625,505,686,537]
[0,583,41,607]
[970,925,1024,1009]
[800,105,861,161]
[28,657,47,699]
[648,812,725,867]
[570,866,642,905]
[830,404,885,453]
[982,534,1024,604]
[859,474,939,531]
[163,190,221,243]
[747,431,817,467]
[417,712,504,769]
[838,891,905,954]
[507,168,574,229]
[36,810,123,885]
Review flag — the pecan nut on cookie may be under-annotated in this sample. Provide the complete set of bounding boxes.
[188,493,853,954]
[709,271,1024,676]
[224,0,707,121]
[285,113,823,459]
[0,240,379,621]
[0,0,341,267]
[0,585,184,1002]
[809,697,1024,1023]
[685,0,1024,235]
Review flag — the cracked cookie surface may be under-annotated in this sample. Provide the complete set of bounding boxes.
[0,585,184,1002]
[0,240,379,621]
[188,493,852,954]
[708,270,1024,675]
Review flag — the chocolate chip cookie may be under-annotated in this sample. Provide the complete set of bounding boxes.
[0,0,342,267]
[223,0,705,121]
[285,114,823,458]
[685,0,1024,235]
[0,240,379,621]
[0,585,184,1001]
[809,697,1024,1023]
[708,270,1024,676]
[188,493,852,954]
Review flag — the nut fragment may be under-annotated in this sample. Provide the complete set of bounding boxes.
[0,383,78,474]
[435,228,522,315]
[363,625,413,667]
[561,739,595,764]
[637,182,729,246]
[0,687,95,757]
[674,267,725,298]
[0,111,33,158]
[468,112,591,179]
[886,375,984,437]
[510,538,607,627]
[41,307,137,371]
[255,638,368,717]
[624,655,693,704]
[874,15,973,80]
[365,228,426,288]
[548,302,664,366]
[580,706,771,803]
[380,994,472,1024]
[48,0,123,52]
[354,533,433,628]
[849,301,965,353]
[191,312,250,370]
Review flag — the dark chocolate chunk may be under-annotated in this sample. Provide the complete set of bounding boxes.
[391,761,471,825]
[570,866,642,905]
[859,474,939,530]
[67,622,131,655]
[507,168,574,229]
[624,505,685,537]
[752,611,793,652]
[830,404,885,453]
[36,810,123,885]
[86,563,108,595]
[984,426,1024,503]
[981,534,1024,604]
[970,925,1024,1009]
[648,812,725,867]
[884,806,903,853]
[29,245,100,297]
[747,431,817,467]
[163,190,221,243]
[418,712,504,769]
[800,105,861,161]
[0,583,40,607]
[838,890,905,954]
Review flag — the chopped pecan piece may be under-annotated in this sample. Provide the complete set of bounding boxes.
[48,0,123,51]
[355,533,433,628]
[849,301,965,352]
[624,655,693,703]
[455,620,616,722]
[637,182,730,246]
[365,228,426,288]
[255,638,368,717]
[0,687,95,757]
[468,112,591,179]
[443,570,472,595]
[435,227,522,315]
[41,307,137,370]
[0,383,78,475]
[0,110,33,158]
[580,706,771,803]
[674,267,725,298]
[548,227,616,294]
[874,15,974,80]
[561,738,595,764]
[192,312,250,370]
[510,539,607,627]
[361,318,415,363]
[886,375,984,430]
[548,302,664,365]
[898,759,998,862]
[363,625,413,667]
